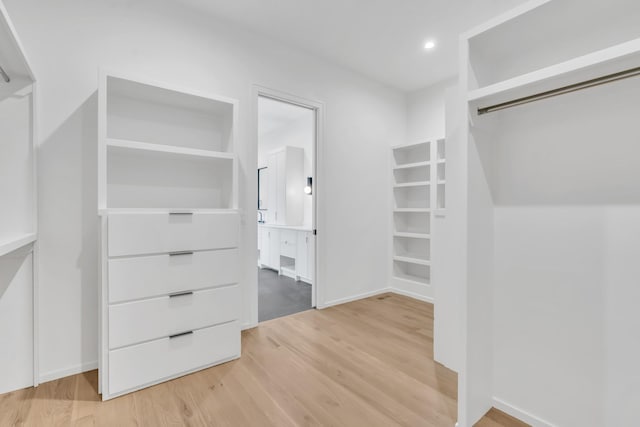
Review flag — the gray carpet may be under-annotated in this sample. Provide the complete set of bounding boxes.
[258,268,312,322]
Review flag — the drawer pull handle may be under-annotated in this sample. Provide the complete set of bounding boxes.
[169,331,193,339]
[169,251,194,256]
[169,291,193,298]
[169,212,193,215]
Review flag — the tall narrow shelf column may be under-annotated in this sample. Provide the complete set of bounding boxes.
[390,141,433,298]
[0,3,38,394]
[98,70,241,400]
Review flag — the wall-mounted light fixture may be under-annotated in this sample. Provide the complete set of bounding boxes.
[304,177,312,195]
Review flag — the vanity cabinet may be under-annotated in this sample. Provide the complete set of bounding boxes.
[296,231,314,283]
[259,226,280,271]
[258,225,313,284]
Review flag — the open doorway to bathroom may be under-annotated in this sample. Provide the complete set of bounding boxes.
[256,94,317,322]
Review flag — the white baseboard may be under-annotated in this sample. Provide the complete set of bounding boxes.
[390,287,434,303]
[39,360,98,384]
[317,288,392,309]
[317,286,436,310]
[492,397,555,427]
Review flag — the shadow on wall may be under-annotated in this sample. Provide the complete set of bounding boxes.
[0,247,30,300]
[38,92,99,389]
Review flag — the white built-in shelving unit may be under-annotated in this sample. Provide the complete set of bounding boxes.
[98,70,241,400]
[457,0,640,426]
[390,141,433,291]
[0,2,38,395]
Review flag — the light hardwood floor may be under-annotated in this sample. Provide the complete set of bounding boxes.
[0,293,526,426]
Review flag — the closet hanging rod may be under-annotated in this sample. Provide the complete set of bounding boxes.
[477,65,640,115]
[0,64,10,83]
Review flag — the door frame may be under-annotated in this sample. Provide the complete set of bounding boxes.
[252,85,324,323]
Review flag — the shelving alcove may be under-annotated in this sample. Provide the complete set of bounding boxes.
[390,140,445,298]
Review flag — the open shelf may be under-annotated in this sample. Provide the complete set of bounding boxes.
[99,72,239,212]
[106,145,234,209]
[468,37,640,110]
[106,74,235,153]
[393,256,430,266]
[394,235,430,262]
[394,208,431,213]
[393,161,430,170]
[394,163,429,184]
[107,138,235,160]
[394,185,429,209]
[437,163,446,181]
[467,0,640,90]
[394,181,430,188]
[394,232,430,240]
[436,139,446,161]
[393,260,430,286]
[437,183,446,210]
[0,233,36,258]
[392,142,429,167]
[394,211,430,235]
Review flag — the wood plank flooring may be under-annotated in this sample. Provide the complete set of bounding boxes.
[0,293,526,426]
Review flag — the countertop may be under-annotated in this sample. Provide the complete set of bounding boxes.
[258,223,313,232]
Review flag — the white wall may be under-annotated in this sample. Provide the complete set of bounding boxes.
[258,113,314,227]
[5,0,406,381]
[406,80,452,143]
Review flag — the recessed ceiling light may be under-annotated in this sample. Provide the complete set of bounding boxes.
[424,40,436,50]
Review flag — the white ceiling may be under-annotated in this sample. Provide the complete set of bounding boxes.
[176,0,527,92]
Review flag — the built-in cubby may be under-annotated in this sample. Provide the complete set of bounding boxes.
[106,146,234,209]
[393,260,430,286]
[436,184,446,210]
[393,236,430,261]
[393,211,430,235]
[105,76,234,153]
[393,163,430,184]
[392,141,429,166]
[393,186,430,209]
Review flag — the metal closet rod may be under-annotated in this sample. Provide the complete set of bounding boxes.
[477,65,640,115]
[0,64,9,83]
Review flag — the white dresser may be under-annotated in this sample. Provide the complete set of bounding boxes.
[97,70,241,400]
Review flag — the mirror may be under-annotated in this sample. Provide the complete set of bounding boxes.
[258,167,268,210]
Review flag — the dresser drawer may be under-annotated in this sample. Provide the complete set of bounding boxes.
[279,230,297,258]
[109,284,240,349]
[108,321,240,396]
[108,248,239,303]
[108,212,239,257]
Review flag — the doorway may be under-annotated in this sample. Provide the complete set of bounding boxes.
[256,92,318,322]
